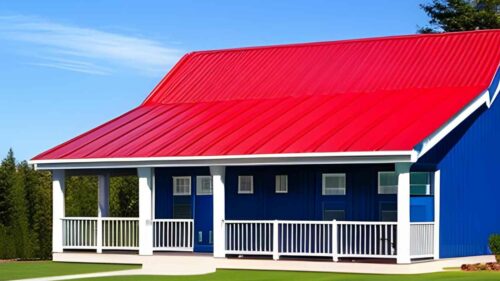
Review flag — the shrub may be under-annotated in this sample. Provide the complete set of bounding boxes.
[489,234,500,263]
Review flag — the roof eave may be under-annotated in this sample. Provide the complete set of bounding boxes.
[29,151,416,170]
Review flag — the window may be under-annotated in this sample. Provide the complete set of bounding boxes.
[322,173,346,195]
[238,175,253,194]
[173,203,192,218]
[323,209,345,221]
[196,176,212,195]
[173,176,191,196]
[379,202,397,221]
[378,172,397,194]
[411,172,432,195]
[275,175,288,193]
[377,171,433,195]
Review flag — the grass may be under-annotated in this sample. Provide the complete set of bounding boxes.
[0,261,140,281]
[72,269,500,281]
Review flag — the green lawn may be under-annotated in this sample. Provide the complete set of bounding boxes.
[0,261,140,281]
[73,269,500,281]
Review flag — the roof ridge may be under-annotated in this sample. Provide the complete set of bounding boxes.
[189,29,500,56]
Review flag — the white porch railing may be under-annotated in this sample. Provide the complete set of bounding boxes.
[62,217,139,250]
[101,218,139,250]
[224,221,274,255]
[62,217,97,249]
[152,219,194,251]
[224,220,406,260]
[337,221,397,258]
[410,222,434,258]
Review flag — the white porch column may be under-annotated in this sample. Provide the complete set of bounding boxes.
[210,166,226,258]
[138,167,153,255]
[396,163,411,264]
[52,170,65,253]
[96,173,110,253]
[433,170,440,260]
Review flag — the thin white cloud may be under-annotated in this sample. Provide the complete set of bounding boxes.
[0,15,183,75]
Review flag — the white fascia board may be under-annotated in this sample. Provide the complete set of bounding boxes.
[29,151,415,170]
[414,90,490,159]
[487,65,500,105]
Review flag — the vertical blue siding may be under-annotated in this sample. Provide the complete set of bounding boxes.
[419,101,500,258]
[224,164,399,221]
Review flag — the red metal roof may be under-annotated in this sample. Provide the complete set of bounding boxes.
[33,30,500,160]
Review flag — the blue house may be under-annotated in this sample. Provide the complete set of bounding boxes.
[31,30,500,266]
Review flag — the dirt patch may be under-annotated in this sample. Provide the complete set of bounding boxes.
[0,259,17,263]
[461,262,500,271]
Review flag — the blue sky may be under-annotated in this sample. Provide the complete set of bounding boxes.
[0,0,429,161]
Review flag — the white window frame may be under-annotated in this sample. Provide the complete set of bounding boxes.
[275,175,288,193]
[173,176,191,196]
[196,175,213,195]
[378,171,398,194]
[322,173,346,195]
[238,175,254,194]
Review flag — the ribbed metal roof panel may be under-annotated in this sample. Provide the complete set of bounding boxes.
[33,30,500,160]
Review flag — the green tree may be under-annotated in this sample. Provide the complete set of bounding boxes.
[0,149,17,258]
[7,164,34,258]
[65,176,98,217]
[19,162,52,259]
[110,176,138,217]
[0,149,16,226]
[419,0,500,33]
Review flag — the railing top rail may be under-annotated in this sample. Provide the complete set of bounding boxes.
[410,222,435,225]
[151,219,194,222]
[61,217,98,220]
[100,217,139,221]
[224,220,277,223]
[337,221,398,225]
[224,219,398,225]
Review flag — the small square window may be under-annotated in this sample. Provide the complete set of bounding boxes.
[322,173,346,195]
[196,176,212,195]
[378,172,397,194]
[411,172,432,195]
[275,175,288,193]
[238,175,253,194]
[173,176,191,196]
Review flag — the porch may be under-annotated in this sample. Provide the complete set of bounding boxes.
[51,162,439,264]
[60,217,434,261]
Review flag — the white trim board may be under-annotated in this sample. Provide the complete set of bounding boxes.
[414,90,490,158]
[30,151,415,170]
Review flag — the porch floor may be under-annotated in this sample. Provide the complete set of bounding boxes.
[53,252,496,276]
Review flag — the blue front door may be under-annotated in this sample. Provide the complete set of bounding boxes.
[193,176,213,252]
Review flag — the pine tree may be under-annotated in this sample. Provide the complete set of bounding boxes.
[7,164,33,258]
[0,149,16,226]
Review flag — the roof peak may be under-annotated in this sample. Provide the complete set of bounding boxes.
[190,29,500,55]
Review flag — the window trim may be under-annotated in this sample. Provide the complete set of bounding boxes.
[322,173,346,196]
[378,171,398,195]
[196,175,213,195]
[173,176,191,196]
[275,174,288,194]
[238,175,254,194]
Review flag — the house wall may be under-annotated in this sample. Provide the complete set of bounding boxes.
[419,101,500,258]
[154,164,434,222]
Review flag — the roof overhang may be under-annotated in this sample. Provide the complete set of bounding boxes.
[29,151,417,170]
